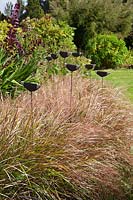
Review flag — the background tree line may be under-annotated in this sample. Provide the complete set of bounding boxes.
[0,0,133,67]
[49,0,133,51]
[0,0,133,50]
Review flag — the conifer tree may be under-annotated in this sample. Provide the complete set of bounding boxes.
[27,0,44,19]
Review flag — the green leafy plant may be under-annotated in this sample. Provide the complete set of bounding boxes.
[0,20,11,45]
[0,48,41,97]
[49,0,133,50]
[85,34,129,69]
[20,16,76,53]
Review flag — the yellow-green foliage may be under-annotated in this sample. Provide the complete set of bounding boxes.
[20,15,76,53]
[0,20,22,50]
[0,20,11,43]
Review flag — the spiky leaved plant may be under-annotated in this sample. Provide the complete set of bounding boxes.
[5,3,24,55]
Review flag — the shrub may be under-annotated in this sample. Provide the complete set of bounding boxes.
[85,34,129,69]
[20,16,76,54]
[0,76,132,199]
[123,50,133,68]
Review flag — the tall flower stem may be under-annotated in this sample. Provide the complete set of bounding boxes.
[5,3,24,55]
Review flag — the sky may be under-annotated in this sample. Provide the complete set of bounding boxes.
[0,0,17,13]
[0,0,27,14]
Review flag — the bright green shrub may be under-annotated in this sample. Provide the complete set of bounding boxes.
[85,34,129,69]
[124,50,133,68]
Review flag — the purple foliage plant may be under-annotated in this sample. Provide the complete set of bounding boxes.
[5,3,24,55]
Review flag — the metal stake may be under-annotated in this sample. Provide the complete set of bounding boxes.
[90,71,92,87]
[102,77,104,88]
[70,72,73,112]
[30,91,33,130]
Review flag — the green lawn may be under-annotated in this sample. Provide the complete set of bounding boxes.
[92,69,133,103]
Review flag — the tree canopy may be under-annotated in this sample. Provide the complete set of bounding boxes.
[0,0,133,49]
[26,0,44,18]
[49,0,133,50]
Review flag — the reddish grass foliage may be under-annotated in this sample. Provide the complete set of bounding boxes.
[0,75,132,200]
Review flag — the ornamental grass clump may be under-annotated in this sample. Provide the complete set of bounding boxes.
[0,76,132,200]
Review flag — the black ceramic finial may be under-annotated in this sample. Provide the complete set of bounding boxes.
[65,63,80,72]
[59,51,70,58]
[96,71,110,77]
[46,56,53,62]
[51,53,58,60]
[85,63,96,70]
[72,52,82,57]
[21,82,41,92]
